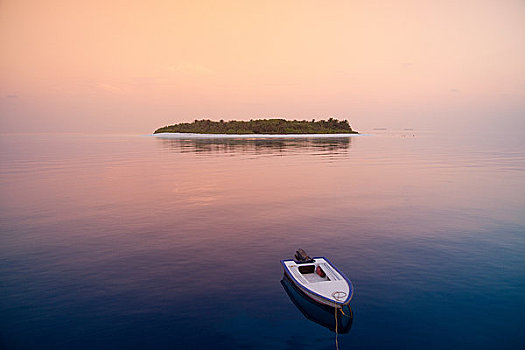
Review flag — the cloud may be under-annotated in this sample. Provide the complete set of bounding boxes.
[97,83,127,94]
[450,88,460,93]
[6,95,18,98]
[168,63,214,75]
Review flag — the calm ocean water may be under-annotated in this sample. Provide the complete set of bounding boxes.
[1,131,524,349]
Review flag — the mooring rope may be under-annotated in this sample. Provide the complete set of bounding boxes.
[334,301,339,350]
[331,291,347,350]
[339,307,351,318]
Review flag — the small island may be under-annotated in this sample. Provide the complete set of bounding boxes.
[154,118,358,134]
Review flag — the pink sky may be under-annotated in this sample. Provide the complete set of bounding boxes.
[1,0,524,133]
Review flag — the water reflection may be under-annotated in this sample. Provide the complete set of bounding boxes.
[281,274,353,334]
[156,136,352,156]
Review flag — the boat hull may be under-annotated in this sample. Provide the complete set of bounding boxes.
[281,257,353,308]
[281,274,353,333]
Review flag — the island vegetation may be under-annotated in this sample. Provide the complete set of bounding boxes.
[154,118,358,134]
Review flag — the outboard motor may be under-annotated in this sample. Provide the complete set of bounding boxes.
[294,248,314,264]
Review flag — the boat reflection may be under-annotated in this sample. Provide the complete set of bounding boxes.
[281,274,353,333]
[156,136,352,156]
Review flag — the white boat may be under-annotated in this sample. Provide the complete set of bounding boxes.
[281,249,353,308]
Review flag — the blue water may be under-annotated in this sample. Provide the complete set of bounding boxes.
[1,131,524,349]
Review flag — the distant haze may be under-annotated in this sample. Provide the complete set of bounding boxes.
[1,0,524,133]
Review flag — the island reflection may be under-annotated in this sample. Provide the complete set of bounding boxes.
[156,136,353,157]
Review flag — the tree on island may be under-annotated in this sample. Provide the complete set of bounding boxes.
[154,118,358,134]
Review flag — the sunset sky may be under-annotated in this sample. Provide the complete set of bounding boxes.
[1,0,524,133]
